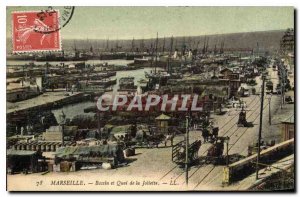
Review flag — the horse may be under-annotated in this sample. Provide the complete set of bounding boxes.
[146,134,163,148]
[164,133,175,147]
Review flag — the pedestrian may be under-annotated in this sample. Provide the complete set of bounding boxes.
[212,127,219,140]
[202,128,209,143]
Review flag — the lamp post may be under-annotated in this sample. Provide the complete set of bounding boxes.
[185,115,189,187]
[282,67,286,105]
[97,110,102,140]
[268,94,272,125]
[59,110,66,147]
[224,136,230,166]
[279,63,286,109]
[256,74,265,180]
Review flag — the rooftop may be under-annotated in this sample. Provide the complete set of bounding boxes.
[7,91,83,114]
[7,83,29,91]
[7,149,37,156]
[282,114,294,124]
[155,113,171,120]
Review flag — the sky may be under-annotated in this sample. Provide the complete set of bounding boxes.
[7,6,294,40]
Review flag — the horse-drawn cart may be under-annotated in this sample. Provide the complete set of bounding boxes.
[197,136,230,165]
[172,140,202,167]
[237,107,253,127]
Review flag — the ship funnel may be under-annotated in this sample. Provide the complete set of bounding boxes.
[188,50,192,58]
[173,50,178,59]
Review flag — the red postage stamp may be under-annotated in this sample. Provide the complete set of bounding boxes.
[12,10,61,53]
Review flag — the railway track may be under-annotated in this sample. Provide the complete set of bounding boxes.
[191,97,272,189]
[187,98,265,183]
[159,96,260,181]
[173,96,263,182]
[159,92,275,189]
[158,94,261,183]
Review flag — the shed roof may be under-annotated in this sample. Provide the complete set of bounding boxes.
[55,144,120,158]
[282,114,294,124]
[110,125,132,134]
[155,114,171,120]
[220,67,233,74]
[7,149,37,156]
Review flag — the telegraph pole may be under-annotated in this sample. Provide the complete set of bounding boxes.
[282,66,286,105]
[60,110,66,147]
[155,32,158,74]
[62,123,65,147]
[225,136,230,166]
[97,110,102,140]
[22,64,25,86]
[281,67,284,109]
[256,75,265,180]
[268,96,271,125]
[280,63,286,108]
[280,80,283,109]
[168,36,174,73]
[185,115,189,186]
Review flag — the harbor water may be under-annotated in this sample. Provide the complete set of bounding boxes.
[7,59,162,122]
[51,67,162,122]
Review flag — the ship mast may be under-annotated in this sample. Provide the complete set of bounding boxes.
[140,38,144,53]
[106,37,109,52]
[169,36,174,56]
[150,42,154,67]
[86,37,89,51]
[205,37,209,53]
[73,40,79,58]
[120,40,123,51]
[162,36,166,54]
[196,40,200,55]
[214,44,217,55]
[168,36,174,73]
[187,36,192,51]
[155,32,158,74]
[202,36,206,54]
[115,38,119,53]
[182,36,186,56]
[131,37,135,52]
[256,42,259,57]
[220,39,225,54]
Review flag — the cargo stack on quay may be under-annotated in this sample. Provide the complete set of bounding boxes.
[6,25,294,191]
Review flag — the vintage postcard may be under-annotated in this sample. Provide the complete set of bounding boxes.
[6,6,295,191]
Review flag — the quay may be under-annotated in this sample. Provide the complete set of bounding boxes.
[7,91,90,116]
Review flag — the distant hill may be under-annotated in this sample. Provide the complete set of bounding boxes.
[7,29,286,53]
